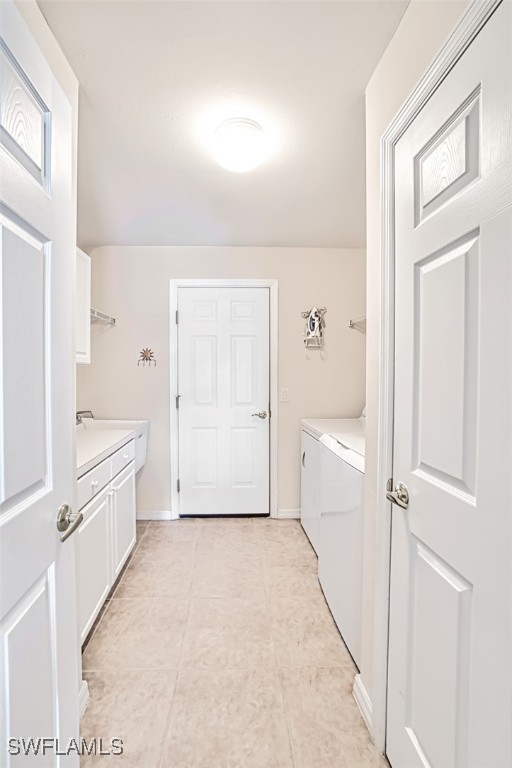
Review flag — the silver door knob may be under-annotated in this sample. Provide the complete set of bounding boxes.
[386,482,409,510]
[251,411,268,419]
[57,503,83,542]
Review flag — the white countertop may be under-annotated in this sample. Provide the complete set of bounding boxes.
[76,427,136,477]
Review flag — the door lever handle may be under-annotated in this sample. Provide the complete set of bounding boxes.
[386,482,409,510]
[57,504,84,542]
[251,411,268,419]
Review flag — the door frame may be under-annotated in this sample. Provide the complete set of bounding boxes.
[370,0,503,753]
[169,278,278,520]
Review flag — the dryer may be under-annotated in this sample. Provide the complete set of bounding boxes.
[318,416,365,668]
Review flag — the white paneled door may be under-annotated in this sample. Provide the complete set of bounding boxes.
[0,2,79,766]
[177,287,270,516]
[387,3,512,767]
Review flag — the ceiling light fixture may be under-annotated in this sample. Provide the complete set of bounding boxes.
[214,117,266,173]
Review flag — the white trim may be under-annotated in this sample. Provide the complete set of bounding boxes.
[78,679,90,720]
[353,674,373,738]
[136,510,172,521]
[372,0,503,754]
[169,279,279,521]
[277,508,301,520]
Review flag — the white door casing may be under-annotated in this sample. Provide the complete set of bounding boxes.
[386,3,512,767]
[176,286,271,516]
[0,2,79,765]
[75,248,91,364]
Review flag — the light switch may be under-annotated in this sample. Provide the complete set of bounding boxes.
[280,388,290,402]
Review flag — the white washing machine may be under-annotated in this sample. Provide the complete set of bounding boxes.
[300,418,351,554]
[318,415,365,668]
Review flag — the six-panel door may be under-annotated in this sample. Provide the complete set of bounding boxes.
[177,287,270,516]
[387,3,512,766]
[0,1,79,763]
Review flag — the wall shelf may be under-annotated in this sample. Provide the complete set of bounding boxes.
[90,308,116,326]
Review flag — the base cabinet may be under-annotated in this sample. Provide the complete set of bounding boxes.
[76,452,136,644]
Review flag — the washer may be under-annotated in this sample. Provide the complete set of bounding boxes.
[318,413,365,668]
[300,418,351,553]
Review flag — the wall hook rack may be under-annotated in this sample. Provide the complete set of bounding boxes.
[348,315,366,333]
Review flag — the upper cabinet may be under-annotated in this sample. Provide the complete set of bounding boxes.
[76,248,91,364]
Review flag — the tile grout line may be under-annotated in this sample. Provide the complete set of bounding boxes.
[81,662,356,673]
[262,539,299,768]
[157,521,200,768]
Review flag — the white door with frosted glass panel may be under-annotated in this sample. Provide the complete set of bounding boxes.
[387,3,512,767]
[177,287,270,516]
[0,2,79,765]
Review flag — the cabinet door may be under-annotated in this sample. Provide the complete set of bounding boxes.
[76,486,111,644]
[76,247,91,363]
[300,430,321,553]
[111,462,136,579]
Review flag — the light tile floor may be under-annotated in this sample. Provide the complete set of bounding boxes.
[81,518,388,768]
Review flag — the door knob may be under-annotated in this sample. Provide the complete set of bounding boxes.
[251,411,268,419]
[386,482,409,510]
[57,503,83,543]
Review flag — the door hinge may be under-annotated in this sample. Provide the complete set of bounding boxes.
[177,479,181,493]
[175,310,179,324]
[175,395,181,409]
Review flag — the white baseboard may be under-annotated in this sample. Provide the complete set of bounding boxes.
[137,510,172,521]
[79,679,90,720]
[277,508,301,519]
[353,674,373,735]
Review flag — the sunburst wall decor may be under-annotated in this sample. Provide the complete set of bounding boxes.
[138,348,156,366]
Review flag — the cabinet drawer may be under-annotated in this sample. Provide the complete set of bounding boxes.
[77,457,112,511]
[111,439,135,478]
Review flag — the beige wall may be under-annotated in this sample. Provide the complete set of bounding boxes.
[361,0,469,710]
[78,247,366,514]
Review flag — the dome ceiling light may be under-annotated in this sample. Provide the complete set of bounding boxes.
[213,118,266,173]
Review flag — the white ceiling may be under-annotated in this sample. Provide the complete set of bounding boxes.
[39,0,409,248]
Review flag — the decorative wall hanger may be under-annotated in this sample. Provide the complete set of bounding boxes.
[138,348,157,366]
[301,307,327,350]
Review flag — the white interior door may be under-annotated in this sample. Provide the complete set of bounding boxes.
[0,2,79,764]
[177,286,270,516]
[387,3,512,767]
